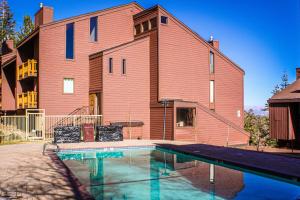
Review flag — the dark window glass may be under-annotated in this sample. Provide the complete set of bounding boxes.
[210,51,214,73]
[135,24,141,35]
[150,17,157,29]
[176,108,195,127]
[161,16,168,24]
[122,59,126,74]
[66,23,74,59]
[109,58,113,73]
[90,16,98,42]
[142,21,149,32]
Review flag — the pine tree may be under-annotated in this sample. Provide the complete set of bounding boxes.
[16,15,34,43]
[279,72,289,90]
[0,0,16,43]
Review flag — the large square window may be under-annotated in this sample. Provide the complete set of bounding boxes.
[63,78,74,94]
[176,108,195,127]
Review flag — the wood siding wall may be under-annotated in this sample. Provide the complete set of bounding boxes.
[89,55,102,93]
[269,103,289,140]
[150,104,174,140]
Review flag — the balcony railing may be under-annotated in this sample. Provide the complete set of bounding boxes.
[17,59,37,81]
[17,91,37,109]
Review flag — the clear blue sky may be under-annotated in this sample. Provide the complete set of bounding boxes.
[10,0,300,107]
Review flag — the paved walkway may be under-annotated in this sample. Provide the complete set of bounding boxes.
[156,143,300,181]
[0,143,91,200]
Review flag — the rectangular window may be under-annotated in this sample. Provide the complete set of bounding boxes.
[122,59,126,75]
[210,80,215,103]
[176,108,195,127]
[150,17,157,29]
[63,78,74,94]
[142,21,149,32]
[109,58,113,73]
[161,16,168,24]
[135,24,141,35]
[90,16,98,42]
[66,23,74,59]
[210,51,214,73]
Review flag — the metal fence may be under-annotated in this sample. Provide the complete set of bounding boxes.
[0,115,102,143]
[0,116,27,144]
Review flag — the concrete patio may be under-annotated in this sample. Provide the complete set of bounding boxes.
[0,140,300,199]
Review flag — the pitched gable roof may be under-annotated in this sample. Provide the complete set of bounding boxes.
[268,79,300,103]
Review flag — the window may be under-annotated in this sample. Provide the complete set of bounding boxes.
[210,80,215,103]
[66,23,74,59]
[90,16,98,42]
[210,51,214,73]
[161,16,168,24]
[109,58,113,73]
[122,59,126,75]
[142,21,149,32]
[150,17,157,29]
[135,24,141,35]
[176,108,195,127]
[63,78,74,94]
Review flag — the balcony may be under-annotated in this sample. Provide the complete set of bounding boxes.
[17,91,37,109]
[17,59,37,81]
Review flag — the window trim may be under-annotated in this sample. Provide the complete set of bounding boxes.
[160,16,168,24]
[210,51,215,74]
[90,16,98,42]
[176,107,196,128]
[63,78,74,94]
[121,58,126,75]
[109,58,113,74]
[66,22,75,60]
[209,80,215,104]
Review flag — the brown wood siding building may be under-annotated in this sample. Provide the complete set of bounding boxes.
[268,68,300,146]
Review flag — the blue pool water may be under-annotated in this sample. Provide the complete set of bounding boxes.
[57,147,300,200]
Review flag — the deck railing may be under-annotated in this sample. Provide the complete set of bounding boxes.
[17,59,37,81]
[17,91,37,109]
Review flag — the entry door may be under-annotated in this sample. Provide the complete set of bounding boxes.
[89,93,101,115]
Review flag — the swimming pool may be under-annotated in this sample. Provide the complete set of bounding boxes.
[57,147,300,200]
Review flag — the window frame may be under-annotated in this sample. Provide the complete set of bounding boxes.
[121,58,126,75]
[210,51,214,74]
[66,22,75,60]
[109,58,113,74]
[160,16,168,24]
[90,16,98,42]
[176,107,196,128]
[63,78,74,94]
[209,80,215,103]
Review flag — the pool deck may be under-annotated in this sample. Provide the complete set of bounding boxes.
[0,140,300,199]
[155,143,300,181]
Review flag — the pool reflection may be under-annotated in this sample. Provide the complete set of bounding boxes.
[61,148,245,200]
